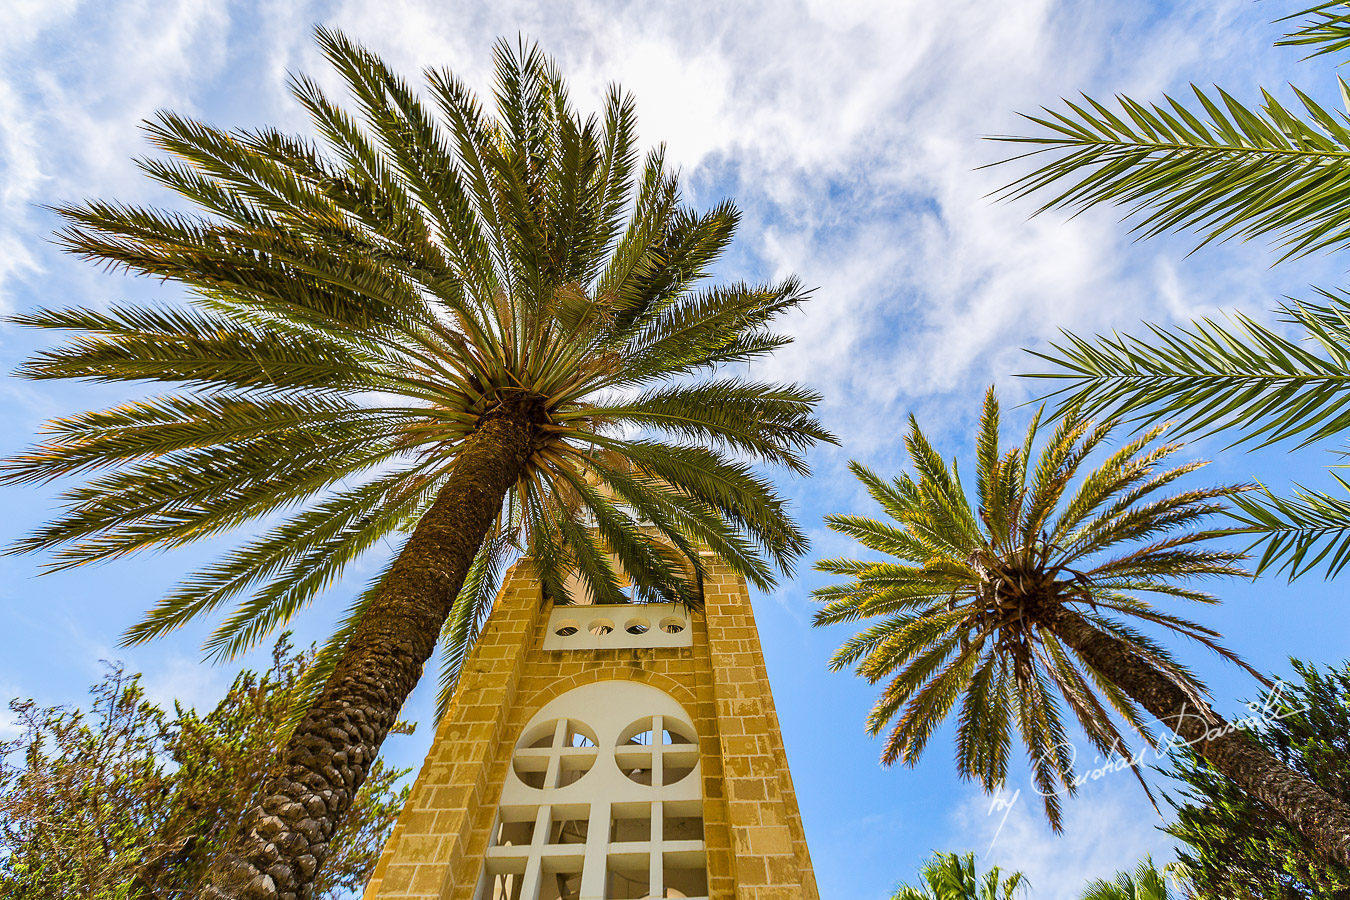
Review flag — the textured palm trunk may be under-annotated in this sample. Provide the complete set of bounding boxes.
[1040,604,1350,867]
[203,396,541,900]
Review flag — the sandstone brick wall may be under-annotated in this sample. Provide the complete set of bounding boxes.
[363,558,818,900]
[702,570,819,900]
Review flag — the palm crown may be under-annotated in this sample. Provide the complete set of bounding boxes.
[3,31,829,707]
[814,389,1253,826]
[1079,858,1179,900]
[891,852,1026,900]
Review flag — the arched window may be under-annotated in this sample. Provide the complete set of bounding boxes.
[478,681,708,900]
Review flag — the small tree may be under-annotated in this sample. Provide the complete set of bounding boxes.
[0,638,409,899]
[1165,661,1350,899]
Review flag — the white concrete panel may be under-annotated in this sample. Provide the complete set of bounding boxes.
[481,680,707,900]
[543,603,692,651]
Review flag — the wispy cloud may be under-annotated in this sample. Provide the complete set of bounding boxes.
[2,0,1319,405]
[135,653,233,714]
[950,780,1179,900]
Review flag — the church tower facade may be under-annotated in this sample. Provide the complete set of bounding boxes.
[362,552,818,900]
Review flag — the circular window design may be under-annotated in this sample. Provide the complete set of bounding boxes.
[659,617,685,634]
[512,718,598,790]
[588,618,613,636]
[615,716,699,786]
[625,617,650,635]
[485,683,706,900]
[554,619,579,637]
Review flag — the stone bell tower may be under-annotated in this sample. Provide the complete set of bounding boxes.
[362,551,818,900]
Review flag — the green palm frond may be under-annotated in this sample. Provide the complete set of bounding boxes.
[891,852,1027,900]
[586,378,829,473]
[995,12,1350,582]
[121,465,438,649]
[437,524,520,718]
[815,388,1250,829]
[992,79,1350,261]
[1025,292,1350,449]
[1079,856,1177,900]
[5,29,831,709]
[1276,2,1350,61]
[1024,290,1350,577]
[1227,473,1350,577]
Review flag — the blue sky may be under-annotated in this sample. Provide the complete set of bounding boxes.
[3,1,1349,897]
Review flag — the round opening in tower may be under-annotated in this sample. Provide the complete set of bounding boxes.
[616,717,699,787]
[511,717,599,790]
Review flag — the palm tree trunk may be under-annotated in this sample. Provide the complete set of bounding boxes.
[1040,604,1350,867]
[203,395,542,900]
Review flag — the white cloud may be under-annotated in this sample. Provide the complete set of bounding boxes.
[2,0,1307,390]
[950,780,1180,900]
[0,0,236,310]
[135,653,233,715]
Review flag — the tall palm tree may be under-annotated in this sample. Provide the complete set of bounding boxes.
[1,30,832,900]
[891,852,1026,900]
[991,1,1350,578]
[813,389,1350,865]
[1079,858,1183,900]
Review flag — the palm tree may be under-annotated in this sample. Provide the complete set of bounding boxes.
[891,852,1027,900]
[1080,858,1183,900]
[991,2,1350,578]
[813,388,1350,865]
[2,30,832,900]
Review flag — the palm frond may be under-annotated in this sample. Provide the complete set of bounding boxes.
[6,30,828,744]
[1226,473,1350,576]
[586,378,829,473]
[955,652,1014,790]
[437,524,518,718]
[1276,2,1350,61]
[1026,292,1350,449]
[121,466,434,647]
[992,82,1350,260]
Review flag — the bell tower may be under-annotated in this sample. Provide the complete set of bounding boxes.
[362,552,818,900]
